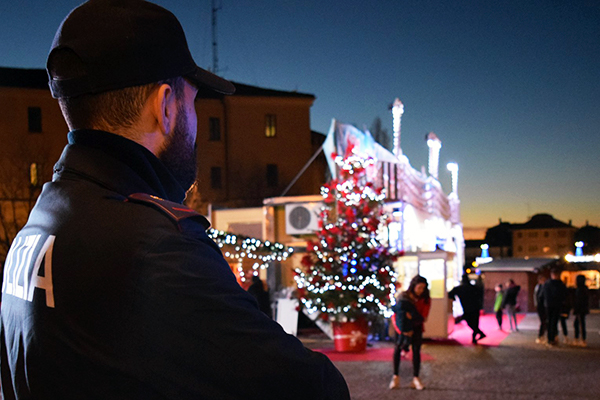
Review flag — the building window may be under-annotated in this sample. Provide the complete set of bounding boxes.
[209,117,221,141]
[30,163,40,187]
[528,231,538,238]
[210,167,222,189]
[265,114,276,137]
[517,246,523,252]
[544,231,549,238]
[266,164,278,187]
[28,107,42,133]
[517,232,522,238]
[529,245,538,252]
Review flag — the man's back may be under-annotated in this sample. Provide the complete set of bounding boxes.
[543,279,567,309]
[1,134,349,399]
[1,136,221,398]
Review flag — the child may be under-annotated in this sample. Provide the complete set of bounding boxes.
[494,284,504,330]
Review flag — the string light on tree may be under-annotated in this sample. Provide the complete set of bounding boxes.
[295,143,399,322]
[207,229,293,283]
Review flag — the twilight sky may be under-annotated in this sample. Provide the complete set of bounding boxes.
[1,0,599,236]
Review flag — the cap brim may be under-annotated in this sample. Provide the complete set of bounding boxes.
[187,66,235,95]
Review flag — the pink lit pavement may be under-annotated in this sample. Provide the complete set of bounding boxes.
[302,312,600,399]
[310,314,525,362]
[448,313,526,347]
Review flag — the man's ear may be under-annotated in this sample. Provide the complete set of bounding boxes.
[154,83,177,135]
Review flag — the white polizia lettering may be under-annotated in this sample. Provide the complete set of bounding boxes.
[2,234,56,308]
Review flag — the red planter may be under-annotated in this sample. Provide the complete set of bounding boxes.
[332,319,369,352]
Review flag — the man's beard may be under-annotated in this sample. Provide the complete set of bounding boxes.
[158,103,197,191]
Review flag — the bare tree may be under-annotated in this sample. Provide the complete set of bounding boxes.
[0,145,50,260]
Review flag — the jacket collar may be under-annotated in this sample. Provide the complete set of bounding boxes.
[53,130,186,203]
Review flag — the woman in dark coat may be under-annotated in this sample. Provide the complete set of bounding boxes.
[248,276,272,318]
[572,275,590,347]
[389,275,431,391]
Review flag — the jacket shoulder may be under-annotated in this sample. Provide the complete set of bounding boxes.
[126,193,211,230]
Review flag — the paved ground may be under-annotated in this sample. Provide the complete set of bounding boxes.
[300,311,600,400]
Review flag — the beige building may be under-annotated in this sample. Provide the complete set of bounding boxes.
[0,67,326,261]
[512,214,577,258]
[192,82,325,212]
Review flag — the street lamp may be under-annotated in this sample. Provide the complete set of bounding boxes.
[446,162,459,194]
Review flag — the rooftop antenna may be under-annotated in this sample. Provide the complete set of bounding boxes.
[211,0,221,74]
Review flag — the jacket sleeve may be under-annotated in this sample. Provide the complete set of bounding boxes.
[448,287,457,300]
[125,232,350,400]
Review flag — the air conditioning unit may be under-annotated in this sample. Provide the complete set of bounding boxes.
[285,202,323,235]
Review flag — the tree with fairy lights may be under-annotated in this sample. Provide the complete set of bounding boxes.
[295,144,398,323]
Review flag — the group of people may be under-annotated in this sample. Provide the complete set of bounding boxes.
[534,268,590,347]
[389,269,592,392]
[493,279,522,331]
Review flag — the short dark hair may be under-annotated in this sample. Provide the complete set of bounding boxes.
[58,77,185,133]
[51,47,186,132]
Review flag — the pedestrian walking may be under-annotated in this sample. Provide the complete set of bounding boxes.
[248,275,272,318]
[573,274,590,347]
[534,275,548,344]
[503,279,521,332]
[449,274,486,344]
[543,268,568,345]
[559,289,572,344]
[389,275,431,391]
[0,1,350,398]
[493,284,504,330]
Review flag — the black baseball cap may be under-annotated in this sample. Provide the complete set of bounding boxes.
[47,0,235,98]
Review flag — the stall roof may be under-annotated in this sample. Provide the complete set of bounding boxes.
[477,258,558,272]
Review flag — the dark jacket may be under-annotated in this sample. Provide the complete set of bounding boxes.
[534,283,544,309]
[502,285,521,308]
[392,293,423,333]
[448,283,482,313]
[0,130,349,400]
[573,285,590,315]
[542,279,567,309]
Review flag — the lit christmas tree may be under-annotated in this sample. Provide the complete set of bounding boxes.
[295,144,398,322]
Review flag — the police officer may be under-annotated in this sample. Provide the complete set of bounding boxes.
[0,1,350,399]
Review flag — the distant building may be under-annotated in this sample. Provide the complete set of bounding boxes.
[512,214,577,258]
[190,81,322,212]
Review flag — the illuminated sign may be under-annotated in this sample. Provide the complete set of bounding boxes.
[565,254,600,263]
